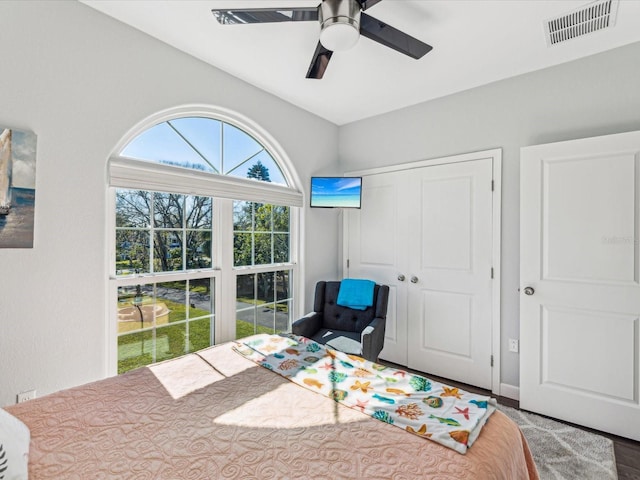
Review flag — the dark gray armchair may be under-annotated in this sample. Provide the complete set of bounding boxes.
[291,280,390,362]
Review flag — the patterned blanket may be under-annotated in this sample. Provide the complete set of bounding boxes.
[234,333,496,454]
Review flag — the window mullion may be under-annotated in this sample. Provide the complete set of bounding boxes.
[149,192,155,274]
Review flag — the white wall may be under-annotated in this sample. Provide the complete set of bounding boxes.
[338,40,640,387]
[3,1,638,406]
[0,1,340,407]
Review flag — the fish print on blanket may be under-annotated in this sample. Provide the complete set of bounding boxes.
[233,333,497,454]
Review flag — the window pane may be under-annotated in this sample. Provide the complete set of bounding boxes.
[274,233,289,263]
[168,117,222,174]
[233,201,252,231]
[254,203,271,232]
[254,233,272,265]
[236,273,254,301]
[236,274,256,339]
[186,196,212,229]
[257,272,274,304]
[157,281,187,323]
[222,123,262,175]
[228,151,286,185]
[154,231,183,272]
[116,230,150,275]
[256,272,275,333]
[275,300,290,332]
[156,322,186,362]
[121,122,216,173]
[234,233,252,267]
[186,277,215,353]
[116,190,150,228]
[186,230,212,269]
[189,279,213,318]
[189,318,211,352]
[118,330,153,374]
[154,193,184,228]
[273,205,289,232]
[275,270,290,302]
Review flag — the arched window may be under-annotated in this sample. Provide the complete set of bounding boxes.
[121,117,287,184]
[108,109,302,375]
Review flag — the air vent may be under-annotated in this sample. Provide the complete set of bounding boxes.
[545,0,619,46]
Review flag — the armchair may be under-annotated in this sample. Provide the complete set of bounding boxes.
[292,280,390,362]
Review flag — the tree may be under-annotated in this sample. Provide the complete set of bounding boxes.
[247,161,271,182]
[115,190,212,276]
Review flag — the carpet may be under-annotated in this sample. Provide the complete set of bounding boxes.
[497,404,617,480]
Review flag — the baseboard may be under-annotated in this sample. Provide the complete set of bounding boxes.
[499,383,520,401]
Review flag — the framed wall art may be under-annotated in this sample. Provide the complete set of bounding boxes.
[0,126,37,248]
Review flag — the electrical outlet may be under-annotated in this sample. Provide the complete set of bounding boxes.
[508,339,519,353]
[16,390,36,403]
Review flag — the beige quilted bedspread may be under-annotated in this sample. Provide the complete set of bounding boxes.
[6,342,539,479]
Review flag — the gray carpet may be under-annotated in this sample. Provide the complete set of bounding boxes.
[497,404,617,480]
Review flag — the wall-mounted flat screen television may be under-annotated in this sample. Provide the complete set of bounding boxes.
[310,176,362,208]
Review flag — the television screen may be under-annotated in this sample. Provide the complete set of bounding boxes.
[310,176,362,208]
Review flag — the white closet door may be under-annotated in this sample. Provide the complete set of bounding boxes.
[346,157,495,390]
[406,159,494,389]
[520,131,640,440]
[346,170,410,365]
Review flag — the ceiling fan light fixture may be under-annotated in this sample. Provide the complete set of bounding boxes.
[320,22,359,51]
[319,0,361,51]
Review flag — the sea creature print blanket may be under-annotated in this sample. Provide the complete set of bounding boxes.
[234,333,497,454]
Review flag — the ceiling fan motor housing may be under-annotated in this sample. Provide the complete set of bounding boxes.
[319,0,361,51]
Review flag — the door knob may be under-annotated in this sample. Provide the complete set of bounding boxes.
[398,274,406,282]
[410,276,419,284]
[523,286,535,296]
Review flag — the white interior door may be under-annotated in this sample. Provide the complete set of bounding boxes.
[406,159,494,389]
[520,131,640,440]
[346,170,410,365]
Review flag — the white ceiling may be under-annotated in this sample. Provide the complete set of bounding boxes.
[82,0,640,125]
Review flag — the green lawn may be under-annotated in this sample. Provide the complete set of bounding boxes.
[118,297,279,374]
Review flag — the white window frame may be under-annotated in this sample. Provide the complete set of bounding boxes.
[106,105,305,376]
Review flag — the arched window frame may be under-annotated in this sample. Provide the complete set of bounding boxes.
[106,105,305,376]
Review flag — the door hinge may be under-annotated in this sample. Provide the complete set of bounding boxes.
[491,267,494,279]
[491,180,494,191]
[347,259,350,268]
[490,355,494,367]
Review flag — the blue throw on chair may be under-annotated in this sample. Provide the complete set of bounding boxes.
[336,278,376,310]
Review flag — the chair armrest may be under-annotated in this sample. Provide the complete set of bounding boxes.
[291,312,323,338]
[361,317,386,362]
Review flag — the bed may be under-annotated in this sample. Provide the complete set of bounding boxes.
[5,335,539,479]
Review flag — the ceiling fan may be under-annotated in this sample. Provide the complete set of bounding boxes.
[212,0,433,79]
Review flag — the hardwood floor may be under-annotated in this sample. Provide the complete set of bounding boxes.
[381,361,640,479]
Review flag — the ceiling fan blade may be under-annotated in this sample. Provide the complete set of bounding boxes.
[359,12,433,59]
[212,8,318,25]
[306,42,333,79]
[356,0,384,11]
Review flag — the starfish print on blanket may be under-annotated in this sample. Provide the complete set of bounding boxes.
[454,406,470,420]
[351,380,372,393]
[441,386,463,399]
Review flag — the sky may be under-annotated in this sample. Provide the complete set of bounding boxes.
[3,127,37,189]
[120,117,286,185]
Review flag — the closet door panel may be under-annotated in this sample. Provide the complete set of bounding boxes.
[345,170,410,365]
[407,159,494,389]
